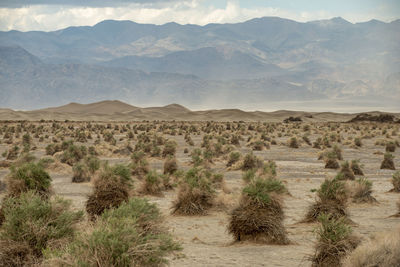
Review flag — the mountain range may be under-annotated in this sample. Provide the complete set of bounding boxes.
[0,16,399,111]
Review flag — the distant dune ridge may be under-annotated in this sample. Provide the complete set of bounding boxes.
[0,100,399,122]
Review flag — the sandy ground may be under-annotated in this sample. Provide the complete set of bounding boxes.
[0,125,399,266]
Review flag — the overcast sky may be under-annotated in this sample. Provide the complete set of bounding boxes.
[0,0,399,31]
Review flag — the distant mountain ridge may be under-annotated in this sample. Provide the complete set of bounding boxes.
[0,16,399,110]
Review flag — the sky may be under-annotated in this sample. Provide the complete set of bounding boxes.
[0,0,399,31]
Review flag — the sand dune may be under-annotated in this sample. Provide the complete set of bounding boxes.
[0,100,398,122]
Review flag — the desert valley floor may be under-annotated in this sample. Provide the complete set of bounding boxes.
[0,119,399,266]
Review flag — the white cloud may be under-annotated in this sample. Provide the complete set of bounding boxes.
[0,1,397,32]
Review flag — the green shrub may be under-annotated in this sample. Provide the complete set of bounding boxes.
[391,171,400,192]
[318,178,347,204]
[243,177,287,205]
[7,162,52,197]
[72,162,90,183]
[85,156,101,174]
[50,199,180,266]
[312,213,359,266]
[0,192,83,264]
[227,151,241,167]
[60,144,87,166]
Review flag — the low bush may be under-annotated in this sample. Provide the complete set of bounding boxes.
[0,192,83,265]
[46,198,180,266]
[303,178,349,222]
[86,164,132,220]
[172,168,215,215]
[6,162,52,198]
[311,214,360,266]
[380,153,395,170]
[228,178,290,244]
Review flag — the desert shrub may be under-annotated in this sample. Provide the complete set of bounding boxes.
[354,137,362,147]
[391,171,400,192]
[337,161,355,180]
[343,228,400,267]
[190,148,204,167]
[60,144,87,166]
[324,152,340,169]
[162,141,176,158]
[139,171,163,196]
[228,179,289,244]
[313,137,322,149]
[288,137,299,148]
[252,140,265,151]
[45,144,61,156]
[131,158,149,179]
[242,169,256,183]
[84,155,100,174]
[332,145,343,160]
[303,178,348,222]
[311,214,359,267]
[241,152,263,171]
[72,162,90,183]
[226,151,241,167]
[46,198,180,266]
[6,145,19,160]
[163,157,178,175]
[350,160,364,176]
[380,153,395,170]
[6,162,52,198]
[0,192,82,265]
[386,141,396,152]
[172,168,215,215]
[86,164,132,220]
[38,157,55,168]
[351,178,376,203]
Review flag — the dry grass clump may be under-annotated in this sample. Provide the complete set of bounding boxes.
[337,161,355,180]
[288,137,299,148]
[6,162,52,198]
[46,198,181,266]
[380,153,395,170]
[303,178,349,223]
[226,151,241,167]
[0,191,83,266]
[172,168,215,215]
[350,160,364,176]
[386,141,396,152]
[163,157,178,175]
[350,178,377,203]
[343,228,400,267]
[324,152,340,169]
[241,152,263,171]
[130,151,150,178]
[72,162,90,183]
[139,170,164,196]
[391,171,400,192]
[86,164,132,220]
[311,214,360,267]
[228,178,290,244]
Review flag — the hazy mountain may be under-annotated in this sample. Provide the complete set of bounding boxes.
[0,16,399,110]
[0,45,321,109]
[102,47,284,80]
